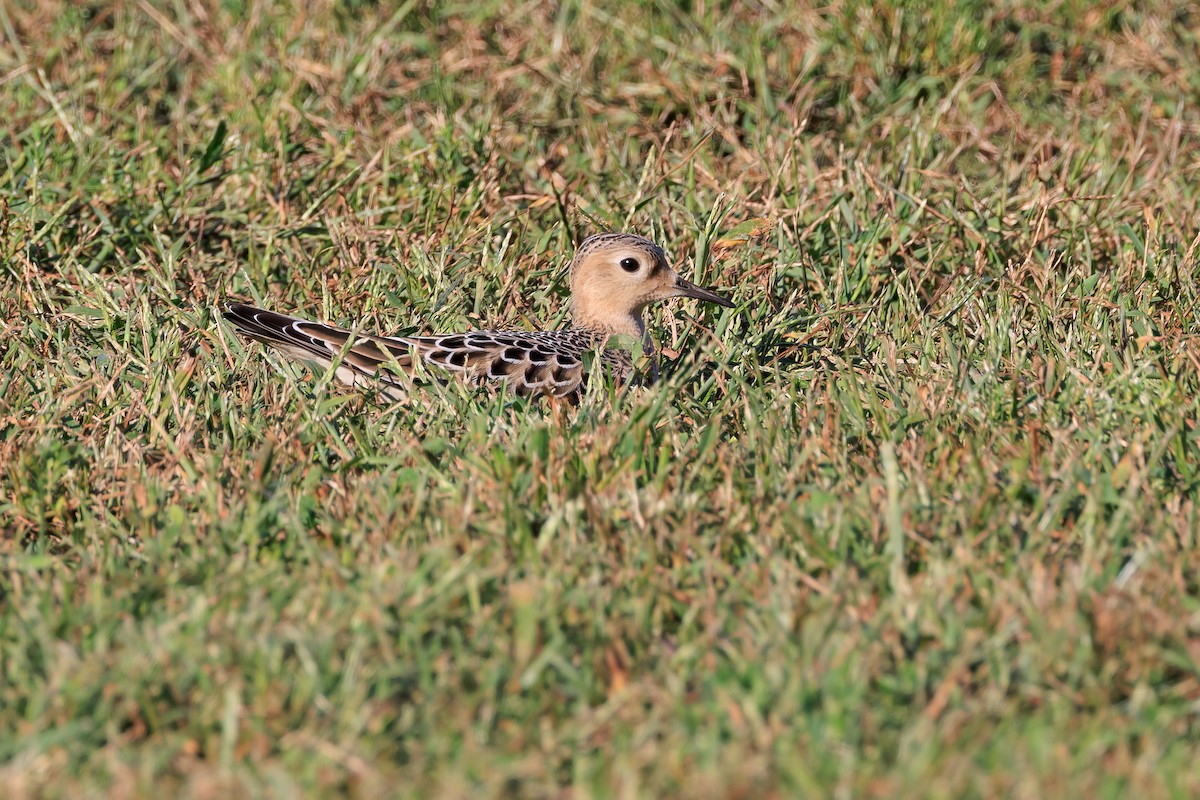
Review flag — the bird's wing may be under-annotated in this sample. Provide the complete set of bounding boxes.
[404,331,588,397]
[223,302,423,397]
[223,304,590,398]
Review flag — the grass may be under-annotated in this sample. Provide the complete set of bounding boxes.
[2,0,1200,796]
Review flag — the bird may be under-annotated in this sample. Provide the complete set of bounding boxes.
[222,232,734,400]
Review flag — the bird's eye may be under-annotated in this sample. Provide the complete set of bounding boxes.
[619,257,640,272]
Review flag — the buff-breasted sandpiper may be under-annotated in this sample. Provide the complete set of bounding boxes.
[222,233,734,399]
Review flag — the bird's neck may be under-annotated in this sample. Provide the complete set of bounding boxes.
[570,301,643,336]
[570,305,655,355]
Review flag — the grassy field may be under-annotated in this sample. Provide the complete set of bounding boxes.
[3,0,1200,796]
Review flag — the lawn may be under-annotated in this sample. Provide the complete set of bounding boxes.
[2,0,1199,796]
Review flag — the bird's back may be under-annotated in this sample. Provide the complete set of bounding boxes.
[223,303,632,399]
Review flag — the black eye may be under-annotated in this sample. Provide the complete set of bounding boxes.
[619,257,640,272]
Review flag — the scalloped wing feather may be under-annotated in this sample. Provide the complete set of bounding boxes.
[223,304,627,399]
